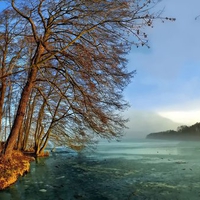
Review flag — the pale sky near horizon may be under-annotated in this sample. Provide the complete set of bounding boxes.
[125,0,200,127]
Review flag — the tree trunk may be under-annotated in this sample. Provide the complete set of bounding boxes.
[39,129,51,155]
[0,81,6,138]
[16,123,23,150]
[4,67,38,159]
[22,92,36,151]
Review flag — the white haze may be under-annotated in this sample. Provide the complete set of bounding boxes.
[123,110,181,139]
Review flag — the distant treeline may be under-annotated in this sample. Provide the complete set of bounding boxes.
[146,122,200,140]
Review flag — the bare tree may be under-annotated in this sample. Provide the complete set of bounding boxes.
[2,0,175,158]
[0,9,26,141]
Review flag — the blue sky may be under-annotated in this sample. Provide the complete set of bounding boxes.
[124,0,200,130]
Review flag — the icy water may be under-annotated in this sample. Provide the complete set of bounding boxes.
[1,139,200,200]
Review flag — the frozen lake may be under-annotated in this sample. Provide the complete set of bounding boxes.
[1,139,200,199]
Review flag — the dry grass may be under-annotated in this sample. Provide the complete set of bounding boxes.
[0,151,35,190]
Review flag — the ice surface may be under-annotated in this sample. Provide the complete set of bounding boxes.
[1,139,200,200]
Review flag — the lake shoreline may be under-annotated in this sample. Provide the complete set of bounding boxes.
[0,151,35,190]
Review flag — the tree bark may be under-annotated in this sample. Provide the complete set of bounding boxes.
[22,92,36,151]
[4,67,38,159]
[0,81,6,137]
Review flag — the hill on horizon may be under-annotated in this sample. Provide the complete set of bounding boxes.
[146,122,200,140]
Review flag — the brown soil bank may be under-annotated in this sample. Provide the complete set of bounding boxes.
[0,151,35,190]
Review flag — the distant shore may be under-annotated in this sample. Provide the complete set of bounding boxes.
[146,122,200,141]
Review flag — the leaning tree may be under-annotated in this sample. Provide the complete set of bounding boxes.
[0,0,175,158]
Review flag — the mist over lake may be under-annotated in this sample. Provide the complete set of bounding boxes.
[1,138,200,200]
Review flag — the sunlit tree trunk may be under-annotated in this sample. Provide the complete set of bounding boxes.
[0,81,6,138]
[16,124,23,150]
[0,33,8,140]
[20,91,37,151]
[4,67,38,158]
[34,99,45,155]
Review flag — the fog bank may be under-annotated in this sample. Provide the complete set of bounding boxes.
[123,110,181,139]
